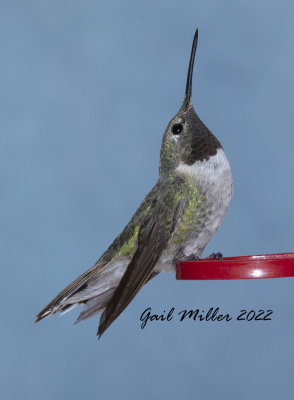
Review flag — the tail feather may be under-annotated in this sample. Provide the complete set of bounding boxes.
[34,268,95,323]
[74,288,115,324]
[35,257,129,323]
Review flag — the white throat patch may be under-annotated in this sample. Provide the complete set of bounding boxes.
[175,148,232,189]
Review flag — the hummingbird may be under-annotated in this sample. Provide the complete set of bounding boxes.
[35,28,233,338]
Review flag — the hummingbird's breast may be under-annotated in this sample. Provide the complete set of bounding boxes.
[156,148,233,272]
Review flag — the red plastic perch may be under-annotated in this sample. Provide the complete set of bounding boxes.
[176,253,294,280]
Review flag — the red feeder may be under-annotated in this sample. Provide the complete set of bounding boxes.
[176,252,294,280]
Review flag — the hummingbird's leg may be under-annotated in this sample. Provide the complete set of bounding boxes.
[208,252,223,260]
[173,248,185,263]
[173,248,200,262]
[182,253,200,261]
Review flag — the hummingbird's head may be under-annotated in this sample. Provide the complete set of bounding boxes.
[159,29,222,177]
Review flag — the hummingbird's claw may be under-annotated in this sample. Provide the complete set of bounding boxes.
[208,252,223,260]
[173,249,200,262]
[182,253,200,261]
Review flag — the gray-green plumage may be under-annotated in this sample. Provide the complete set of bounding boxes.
[35,29,233,338]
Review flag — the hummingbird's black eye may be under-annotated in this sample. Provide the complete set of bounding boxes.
[172,123,183,135]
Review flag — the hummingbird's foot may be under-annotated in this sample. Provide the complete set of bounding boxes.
[182,253,200,261]
[173,250,200,262]
[208,252,223,260]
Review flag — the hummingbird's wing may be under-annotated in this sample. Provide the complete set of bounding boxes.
[98,176,187,337]
[35,183,160,323]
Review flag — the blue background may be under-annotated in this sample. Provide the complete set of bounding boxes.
[2,1,294,399]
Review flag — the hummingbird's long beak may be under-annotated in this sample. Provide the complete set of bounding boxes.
[182,28,198,111]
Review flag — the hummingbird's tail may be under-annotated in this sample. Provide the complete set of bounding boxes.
[35,257,129,324]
